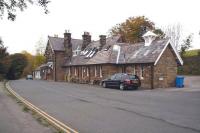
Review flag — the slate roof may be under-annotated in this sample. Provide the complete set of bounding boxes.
[48,36,82,51]
[86,35,121,49]
[46,33,182,67]
[64,35,121,66]
[64,37,182,66]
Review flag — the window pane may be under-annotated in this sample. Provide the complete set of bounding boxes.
[115,74,121,80]
[129,75,136,79]
[110,75,116,80]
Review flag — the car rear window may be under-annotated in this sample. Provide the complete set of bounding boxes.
[27,75,32,78]
[129,75,136,80]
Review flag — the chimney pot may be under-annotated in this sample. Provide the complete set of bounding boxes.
[99,35,106,49]
[82,32,91,50]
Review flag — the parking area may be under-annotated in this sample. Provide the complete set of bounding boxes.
[10,76,200,133]
[158,76,200,92]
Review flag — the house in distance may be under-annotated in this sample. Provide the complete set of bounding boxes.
[35,30,183,89]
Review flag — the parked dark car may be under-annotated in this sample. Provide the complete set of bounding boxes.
[26,75,33,80]
[101,73,141,90]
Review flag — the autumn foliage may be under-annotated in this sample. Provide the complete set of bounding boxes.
[110,16,163,43]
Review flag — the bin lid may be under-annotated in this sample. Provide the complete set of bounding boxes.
[176,76,184,78]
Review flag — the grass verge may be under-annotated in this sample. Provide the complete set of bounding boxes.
[3,81,60,133]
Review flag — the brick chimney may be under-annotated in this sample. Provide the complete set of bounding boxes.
[64,30,72,59]
[82,32,91,50]
[99,35,106,49]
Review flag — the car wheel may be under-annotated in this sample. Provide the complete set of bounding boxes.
[102,82,107,88]
[119,83,124,90]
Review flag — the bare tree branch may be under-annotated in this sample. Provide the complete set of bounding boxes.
[164,24,182,50]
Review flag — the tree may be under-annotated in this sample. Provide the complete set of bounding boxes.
[21,51,34,76]
[109,16,163,43]
[163,24,182,50]
[35,37,45,55]
[154,28,165,38]
[0,0,50,21]
[6,53,28,80]
[180,34,193,57]
[0,38,9,80]
[33,38,46,69]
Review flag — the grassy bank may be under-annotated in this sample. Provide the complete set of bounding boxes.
[178,49,200,75]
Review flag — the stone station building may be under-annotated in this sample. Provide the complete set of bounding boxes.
[36,31,183,89]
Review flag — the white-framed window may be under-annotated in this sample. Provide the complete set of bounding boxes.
[95,66,97,77]
[75,67,77,76]
[133,65,135,75]
[69,67,71,76]
[48,69,51,73]
[87,67,89,77]
[140,65,144,79]
[82,67,84,78]
[100,66,102,77]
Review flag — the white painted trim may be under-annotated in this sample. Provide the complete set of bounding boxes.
[47,39,55,54]
[154,40,183,66]
[95,66,97,77]
[170,41,184,65]
[75,67,77,76]
[133,65,135,75]
[87,67,89,77]
[82,67,84,79]
[116,47,121,64]
[100,66,102,78]
[69,67,71,76]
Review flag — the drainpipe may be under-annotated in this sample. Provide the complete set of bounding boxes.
[113,45,121,64]
[151,64,154,89]
[54,53,57,81]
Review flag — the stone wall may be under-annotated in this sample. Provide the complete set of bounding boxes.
[154,46,177,88]
[54,51,66,81]
[65,64,153,89]
[65,64,122,84]
[125,64,152,89]
[65,46,177,89]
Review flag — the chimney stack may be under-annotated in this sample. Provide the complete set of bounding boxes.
[99,35,106,49]
[82,32,91,50]
[64,30,71,45]
[64,30,72,59]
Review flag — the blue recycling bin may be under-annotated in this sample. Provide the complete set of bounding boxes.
[176,76,184,88]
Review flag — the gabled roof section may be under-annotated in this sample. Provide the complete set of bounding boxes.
[125,39,169,64]
[154,39,183,65]
[48,36,82,52]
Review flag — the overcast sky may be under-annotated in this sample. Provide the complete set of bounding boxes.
[0,0,199,54]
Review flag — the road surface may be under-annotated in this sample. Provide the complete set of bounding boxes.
[10,77,200,133]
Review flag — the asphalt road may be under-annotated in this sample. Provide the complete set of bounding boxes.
[10,79,200,133]
[0,82,54,133]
